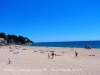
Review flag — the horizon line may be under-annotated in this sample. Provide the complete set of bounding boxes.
[35,40,100,43]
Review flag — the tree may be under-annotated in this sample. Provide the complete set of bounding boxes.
[0,33,34,44]
[0,33,6,40]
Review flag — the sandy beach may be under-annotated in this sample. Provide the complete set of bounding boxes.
[0,45,100,75]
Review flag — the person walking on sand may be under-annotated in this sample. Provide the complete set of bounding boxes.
[8,58,12,64]
[75,51,78,58]
[48,53,50,59]
[51,52,55,59]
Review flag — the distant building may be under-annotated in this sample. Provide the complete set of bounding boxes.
[0,38,7,45]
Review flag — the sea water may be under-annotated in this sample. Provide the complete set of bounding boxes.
[31,41,100,48]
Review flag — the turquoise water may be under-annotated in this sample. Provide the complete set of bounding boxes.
[30,41,100,48]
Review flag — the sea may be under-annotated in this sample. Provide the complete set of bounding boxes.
[28,41,100,48]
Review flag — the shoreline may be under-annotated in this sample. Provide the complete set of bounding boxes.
[20,45,100,49]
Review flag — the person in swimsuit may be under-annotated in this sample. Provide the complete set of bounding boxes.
[51,52,55,59]
[75,51,78,58]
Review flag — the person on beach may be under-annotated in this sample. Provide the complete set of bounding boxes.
[87,45,91,49]
[75,51,78,58]
[48,53,50,59]
[9,47,11,49]
[51,52,55,59]
[8,58,12,64]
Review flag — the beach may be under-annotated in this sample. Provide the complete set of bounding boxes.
[0,45,100,75]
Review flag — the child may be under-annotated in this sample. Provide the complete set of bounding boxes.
[8,58,12,64]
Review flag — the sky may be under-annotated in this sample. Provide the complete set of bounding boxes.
[0,0,100,42]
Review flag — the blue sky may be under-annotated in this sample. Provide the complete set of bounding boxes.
[0,0,100,42]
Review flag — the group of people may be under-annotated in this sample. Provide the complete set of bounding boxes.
[8,47,78,64]
[85,45,91,49]
[48,52,55,59]
[47,51,78,59]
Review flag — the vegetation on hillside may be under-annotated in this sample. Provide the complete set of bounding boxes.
[0,32,34,44]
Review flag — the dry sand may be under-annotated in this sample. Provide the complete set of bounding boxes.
[0,45,100,75]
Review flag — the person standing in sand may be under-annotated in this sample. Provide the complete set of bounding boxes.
[8,58,12,64]
[51,52,55,59]
[48,53,50,59]
[75,51,78,58]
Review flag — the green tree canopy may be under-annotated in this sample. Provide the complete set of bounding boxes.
[0,32,34,44]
